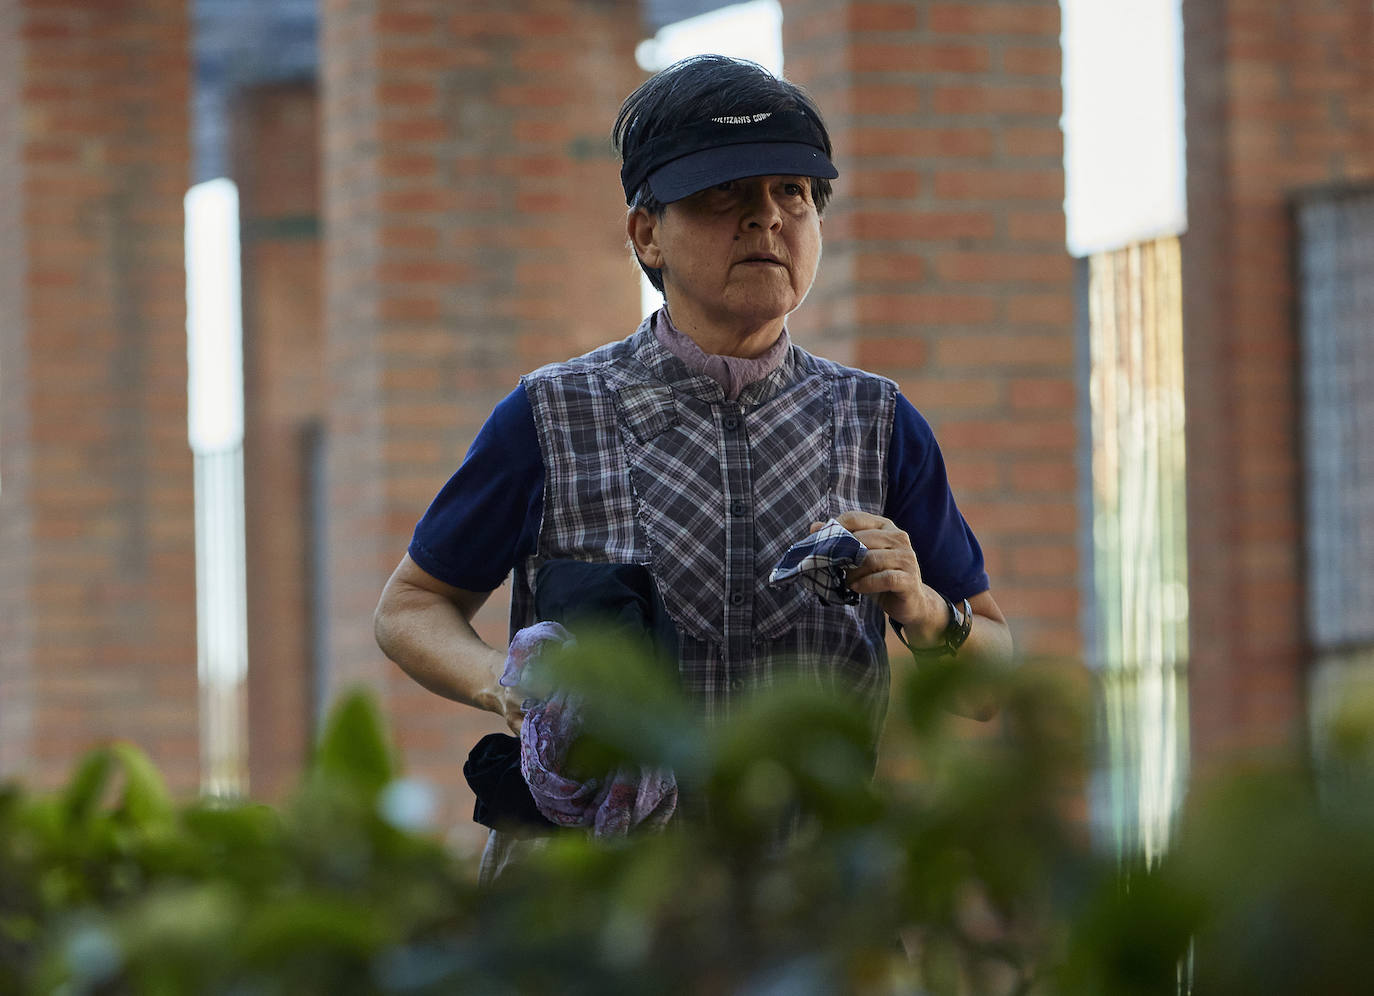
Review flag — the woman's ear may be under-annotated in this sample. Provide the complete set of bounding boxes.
[627,208,664,269]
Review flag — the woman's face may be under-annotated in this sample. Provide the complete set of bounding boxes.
[629,175,823,356]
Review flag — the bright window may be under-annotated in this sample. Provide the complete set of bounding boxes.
[185,178,248,797]
[1061,0,1186,256]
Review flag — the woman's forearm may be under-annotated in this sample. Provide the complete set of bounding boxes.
[375,554,523,731]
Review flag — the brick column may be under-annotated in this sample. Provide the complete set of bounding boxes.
[319,0,645,835]
[233,82,323,800]
[782,0,1081,661]
[0,0,34,778]
[1182,0,1374,762]
[0,0,198,790]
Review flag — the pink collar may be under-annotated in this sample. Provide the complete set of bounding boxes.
[651,310,790,402]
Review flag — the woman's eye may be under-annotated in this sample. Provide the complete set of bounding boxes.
[714,181,736,192]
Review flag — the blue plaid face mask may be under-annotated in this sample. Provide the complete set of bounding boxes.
[767,518,868,606]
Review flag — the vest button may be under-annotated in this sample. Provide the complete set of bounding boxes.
[730,499,747,516]
[730,590,745,606]
[723,415,740,431]
[729,677,744,691]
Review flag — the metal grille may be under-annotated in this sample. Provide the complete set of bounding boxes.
[1086,237,1190,864]
[1297,187,1374,651]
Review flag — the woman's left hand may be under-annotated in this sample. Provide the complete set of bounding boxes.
[812,510,947,646]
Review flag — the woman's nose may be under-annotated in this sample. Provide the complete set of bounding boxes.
[741,183,783,229]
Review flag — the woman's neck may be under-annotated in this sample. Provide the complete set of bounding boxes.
[653,310,790,401]
[660,305,784,358]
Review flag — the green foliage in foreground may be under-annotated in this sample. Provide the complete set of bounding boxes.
[2,639,1373,995]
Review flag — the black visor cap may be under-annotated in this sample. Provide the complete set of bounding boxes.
[620,109,838,204]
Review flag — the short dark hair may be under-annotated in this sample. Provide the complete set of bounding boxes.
[612,55,835,293]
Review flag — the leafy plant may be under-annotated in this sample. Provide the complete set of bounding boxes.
[2,643,1372,995]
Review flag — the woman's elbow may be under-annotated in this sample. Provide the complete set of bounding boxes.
[373,584,407,660]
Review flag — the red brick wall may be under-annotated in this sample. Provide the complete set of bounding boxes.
[0,0,35,778]
[233,82,324,801]
[1182,0,1374,763]
[782,0,1081,662]
[319,0,646,842]
[5,0,1361,818]
[0,0,198,790]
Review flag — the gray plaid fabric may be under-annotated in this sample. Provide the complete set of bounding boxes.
[512,316,897,740]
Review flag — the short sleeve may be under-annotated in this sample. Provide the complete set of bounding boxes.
[884,393,990,600]
[407,387,545,591]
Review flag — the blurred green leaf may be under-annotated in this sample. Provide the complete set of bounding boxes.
[109,742,174,829]
[1056,863,1199,996]
[2,656,1374,994]
[540,630,703,774]
[706,681,883,840]
[59,749,114,829]
[234,896,392,964]
[312,688,396,797]
[119,882,241,957]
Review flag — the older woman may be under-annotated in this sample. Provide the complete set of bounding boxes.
[375,56,1012,859]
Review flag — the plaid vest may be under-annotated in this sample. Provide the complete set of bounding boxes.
[513,320,898,738]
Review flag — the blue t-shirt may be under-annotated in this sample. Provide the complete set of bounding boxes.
[409,386,989,600]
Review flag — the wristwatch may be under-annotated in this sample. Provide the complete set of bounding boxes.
[905,596,973,660]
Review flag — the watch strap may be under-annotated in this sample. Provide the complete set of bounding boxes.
[892,596,973,660]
